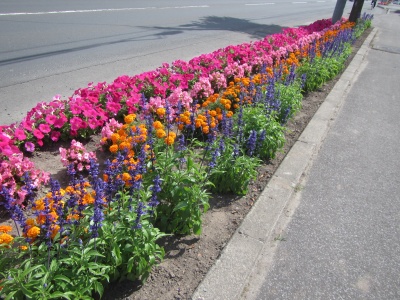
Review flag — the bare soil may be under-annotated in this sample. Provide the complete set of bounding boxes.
[0,27,371,300]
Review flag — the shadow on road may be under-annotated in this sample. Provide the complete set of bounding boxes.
[146,15,285,40]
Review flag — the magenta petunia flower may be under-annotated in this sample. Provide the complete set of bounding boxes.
[45,114,57,125]
[14,128,27,141]
[70,117,84,131]
[33,128,44,139]
[53,114,67,129]
[50,131,61,142]
[39,123,51,134]
[0,133,11,147]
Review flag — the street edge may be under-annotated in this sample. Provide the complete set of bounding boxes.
[191,27,378,300]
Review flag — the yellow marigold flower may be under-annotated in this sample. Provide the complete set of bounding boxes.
[156,129,166,138]
[0,233,13,244]
[153,120,164,129]
[26,226,40,239]
[0,225,12,233]
[109,144,119,153]
[124,114,136,124]
[19,245,28,251]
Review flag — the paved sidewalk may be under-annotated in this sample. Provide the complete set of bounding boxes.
[193,9,400,300]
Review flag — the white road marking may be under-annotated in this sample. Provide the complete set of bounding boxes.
[245,3,275,5]
[0,5,209,16]
[293,2,308,3]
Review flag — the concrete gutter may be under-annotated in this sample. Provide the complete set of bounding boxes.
[192,27,378,300]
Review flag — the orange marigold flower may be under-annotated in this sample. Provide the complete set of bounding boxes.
[103,174,109,182]
[0,225,12,233]
[202,126,210,134]
[195,120,203,128]
[122,172,132,182]
[153,120,164,129]
[0,233,13,244]
[209,110,217,117]
[82,193,95,205]
[65,186,74,193]
[33,199,45,211]
[109,144,119,153]
[164,136,175,146]
[111,133,120,144]
[26,226,40,239]
[134,174,142,181]
[19,245,28,251]
[124,114,136,124]
[156,129,166,138]
[26,218,35,226]
[50,225,60,239]
[67,213,80,221]
[156,107,166,116]
[119,142,131,151]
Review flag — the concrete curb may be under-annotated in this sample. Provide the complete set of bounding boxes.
[191,27,378,300]
[377,4,400,13]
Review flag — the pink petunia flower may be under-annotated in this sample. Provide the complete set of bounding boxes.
[45,114,57,125]
[14,128,27,141]
[33,129,44,139]
[39,123,51,134]
[50,131,61,142]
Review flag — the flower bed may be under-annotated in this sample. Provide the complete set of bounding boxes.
[0,14,372,299]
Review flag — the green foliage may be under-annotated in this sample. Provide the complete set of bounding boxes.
[0,190,165,299]
[208,140,261,195]
[150,145,211,235]
[235,104,286,160]
[275,80,303,123]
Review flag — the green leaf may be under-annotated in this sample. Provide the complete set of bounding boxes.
[112,244,122,266]
[173,201,188,212]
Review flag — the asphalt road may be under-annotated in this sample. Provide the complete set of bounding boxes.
[0,0,352,125]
